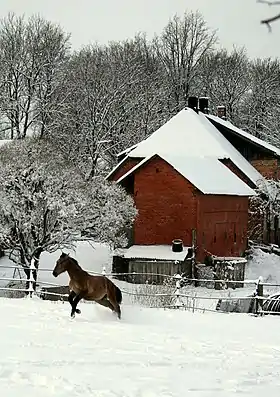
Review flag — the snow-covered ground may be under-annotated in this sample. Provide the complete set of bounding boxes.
[1,298,280,396]
[1,244,280,395]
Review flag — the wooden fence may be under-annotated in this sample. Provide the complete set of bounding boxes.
[0,262,279,316]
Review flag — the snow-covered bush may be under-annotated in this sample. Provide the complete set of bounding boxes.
[249,178,280,241]
[0,138,137,277]
[129,282,176,308]
[254,179,280,214]
[84,177,137,249]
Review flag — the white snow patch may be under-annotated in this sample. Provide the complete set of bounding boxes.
[116,244,190,261]
[1,298,280,396]
[246,248,280,285]
[0,139,12,147]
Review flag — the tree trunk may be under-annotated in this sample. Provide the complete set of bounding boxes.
[24,248,43,294]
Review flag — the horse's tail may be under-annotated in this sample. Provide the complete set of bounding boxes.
[115,285,122,304]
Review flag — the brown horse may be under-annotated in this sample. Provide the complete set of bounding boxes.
[52,253,122,319]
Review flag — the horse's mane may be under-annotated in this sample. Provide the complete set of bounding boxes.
[67,255,82,270]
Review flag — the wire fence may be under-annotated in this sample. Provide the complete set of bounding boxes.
[0,261,280,316]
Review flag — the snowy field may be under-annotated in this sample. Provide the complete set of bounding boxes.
[1,297,280,397]
[1,244,280,395]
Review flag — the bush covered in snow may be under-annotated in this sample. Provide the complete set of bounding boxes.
[0,138,137,275]
[129,282,176,308]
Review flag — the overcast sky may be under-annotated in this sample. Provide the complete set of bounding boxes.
[0,0,279,59]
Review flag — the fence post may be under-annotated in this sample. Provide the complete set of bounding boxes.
[174,273,183,308]
[191,229,197,284]
[255,276,264,315]
[102,266,106,275]
[28,258,36,298]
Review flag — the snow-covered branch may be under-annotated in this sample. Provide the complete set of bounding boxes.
[0,139,137,271]
[257,0,280,30]
[0,13,70,139]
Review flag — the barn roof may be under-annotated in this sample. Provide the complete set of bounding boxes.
[116,153,256,196]
[122,108,262,186]
[206,114,280,157]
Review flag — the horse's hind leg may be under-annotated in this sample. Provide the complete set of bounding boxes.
[107,290,121,319]
[96,296,115,312]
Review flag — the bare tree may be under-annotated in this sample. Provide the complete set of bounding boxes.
[0,13,70,139]
[49,35,169,177]
[153,11,216,113]
[240,58,280,146]
[199,47,250,124]
[47,44,139,179]
[104,35,169,162]
[257,1,280,29]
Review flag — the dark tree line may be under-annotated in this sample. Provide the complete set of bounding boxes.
[1,11,280,178]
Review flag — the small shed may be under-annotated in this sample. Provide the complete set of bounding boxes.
[113,244,193,284]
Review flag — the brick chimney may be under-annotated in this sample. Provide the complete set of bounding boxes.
[199,97,209,114]
[187,96,199,113]
[217,105,226,119]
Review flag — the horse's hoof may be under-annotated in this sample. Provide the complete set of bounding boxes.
[75,309,81,314]
[71,313,75,319]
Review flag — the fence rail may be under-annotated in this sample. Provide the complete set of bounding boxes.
[1,262,280,315]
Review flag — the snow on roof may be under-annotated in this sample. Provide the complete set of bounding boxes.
[0,139,12,148]
[117,153,256,196]
[124,108,263,186]
[117,143,138,158]
[206,114,280,157]
[116,244,190,261]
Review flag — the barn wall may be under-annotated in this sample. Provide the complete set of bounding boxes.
[250,158,280,180]
[133,157,198,247]
[197,195,249,262]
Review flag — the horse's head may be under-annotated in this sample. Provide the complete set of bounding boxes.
[53,252,69,277]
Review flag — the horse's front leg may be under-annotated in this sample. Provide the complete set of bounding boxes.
[68,291,81,317]
[70,293,83,318]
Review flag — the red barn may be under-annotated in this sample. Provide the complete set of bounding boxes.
[206,112,280,181]
[108,106,260,263]
[205,110,280,243]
